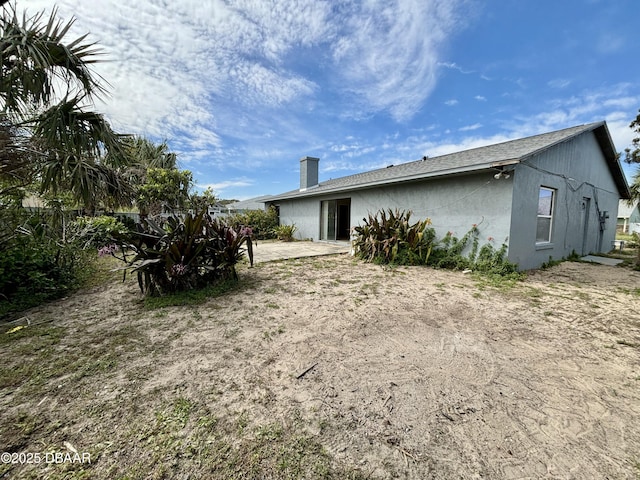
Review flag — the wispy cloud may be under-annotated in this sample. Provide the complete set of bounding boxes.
[547,78,572,89]
[22,0,637,197]
[330,0,467,121]
[459,123,483,132]
[25,0,469,179]
[200,177,254,193]
[596,33,625,54]
[328,142,376,158]
[322,160,370,173]
[374,84,640,168]
[437,61,474,74]
[508,84,640,140]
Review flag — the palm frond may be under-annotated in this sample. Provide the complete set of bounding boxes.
[30,96,125,158]
[40,152,135,209]
[1,4,106,114]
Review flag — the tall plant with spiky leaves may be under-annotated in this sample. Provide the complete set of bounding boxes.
[352,209,435,265]
[114,211,254,297]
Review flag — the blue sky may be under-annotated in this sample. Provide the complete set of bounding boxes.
[26,0,640,200]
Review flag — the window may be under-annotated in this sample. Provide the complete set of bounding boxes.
[536,187,555,243]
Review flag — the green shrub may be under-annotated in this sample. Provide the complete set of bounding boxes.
[273,224,297,242]
[226,207,278,240]
[115,214,137,231]
[473,242,517,275]
[429,228,476,270]
[117,211,254,296]
[0,208,93,318]
[430,226,517,275]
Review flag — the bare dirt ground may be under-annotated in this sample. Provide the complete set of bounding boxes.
[1,254,640,479]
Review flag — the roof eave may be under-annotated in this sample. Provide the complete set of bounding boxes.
[515,122,631,200]
[593,123,632,199]
[267,163,503,202]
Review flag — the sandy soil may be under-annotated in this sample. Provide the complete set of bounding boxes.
[2,255,640,479]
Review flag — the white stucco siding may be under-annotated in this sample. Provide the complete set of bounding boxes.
[509,132,621,269]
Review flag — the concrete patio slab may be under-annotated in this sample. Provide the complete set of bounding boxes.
[580,255,624,266]
[251,240,350,263]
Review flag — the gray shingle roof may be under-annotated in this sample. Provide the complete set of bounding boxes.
[269,122,630,201]
[226,195,273,211]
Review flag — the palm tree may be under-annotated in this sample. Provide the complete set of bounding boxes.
[116,136,188,218]
[118,136,178,184]
[0,3,134,210]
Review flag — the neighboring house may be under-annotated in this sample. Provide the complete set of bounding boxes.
[617,200,640,234]
[21,194,47,209]
[219,195,273,216]
[266,122,630,270]
[207,202,232,217]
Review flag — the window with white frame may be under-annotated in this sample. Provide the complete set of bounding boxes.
[536,187,555,243]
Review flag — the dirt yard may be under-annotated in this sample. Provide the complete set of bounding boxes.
[1,255,639,479]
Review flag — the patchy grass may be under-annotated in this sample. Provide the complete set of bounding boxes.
[472,272,524,291]
[77,394,367,480]
[617,286,640,296]
[143,279,240,309]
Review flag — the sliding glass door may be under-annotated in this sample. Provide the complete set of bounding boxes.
[320,198,350,240]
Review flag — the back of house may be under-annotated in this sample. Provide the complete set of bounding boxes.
[267,122,630,270]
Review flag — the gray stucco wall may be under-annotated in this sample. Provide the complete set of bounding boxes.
[276,171,514,255]
[508,131,621,270]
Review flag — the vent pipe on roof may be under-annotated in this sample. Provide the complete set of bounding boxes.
[300,156,319,191]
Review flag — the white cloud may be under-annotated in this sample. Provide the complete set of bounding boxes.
[330,0,467,121]
[438,62,474,74]
[459,123,482,132]
[22,0,471,175]
[548,78,572,89]
[200,177,254,193]
[427,135,514,157]
[474,95,487,102]
[328,142,376,158]
[445,99,459,106]
[381,85,640,169]
[322,160,368,173]
[494,85,640,142]
[24,0,330,157]
[605,113,636,152]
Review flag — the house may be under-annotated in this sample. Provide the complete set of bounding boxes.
[221,195,273,216]
[617,200,640,234]
[266,122,630,270]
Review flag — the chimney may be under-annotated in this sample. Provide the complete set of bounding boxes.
[299,156,319,191]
